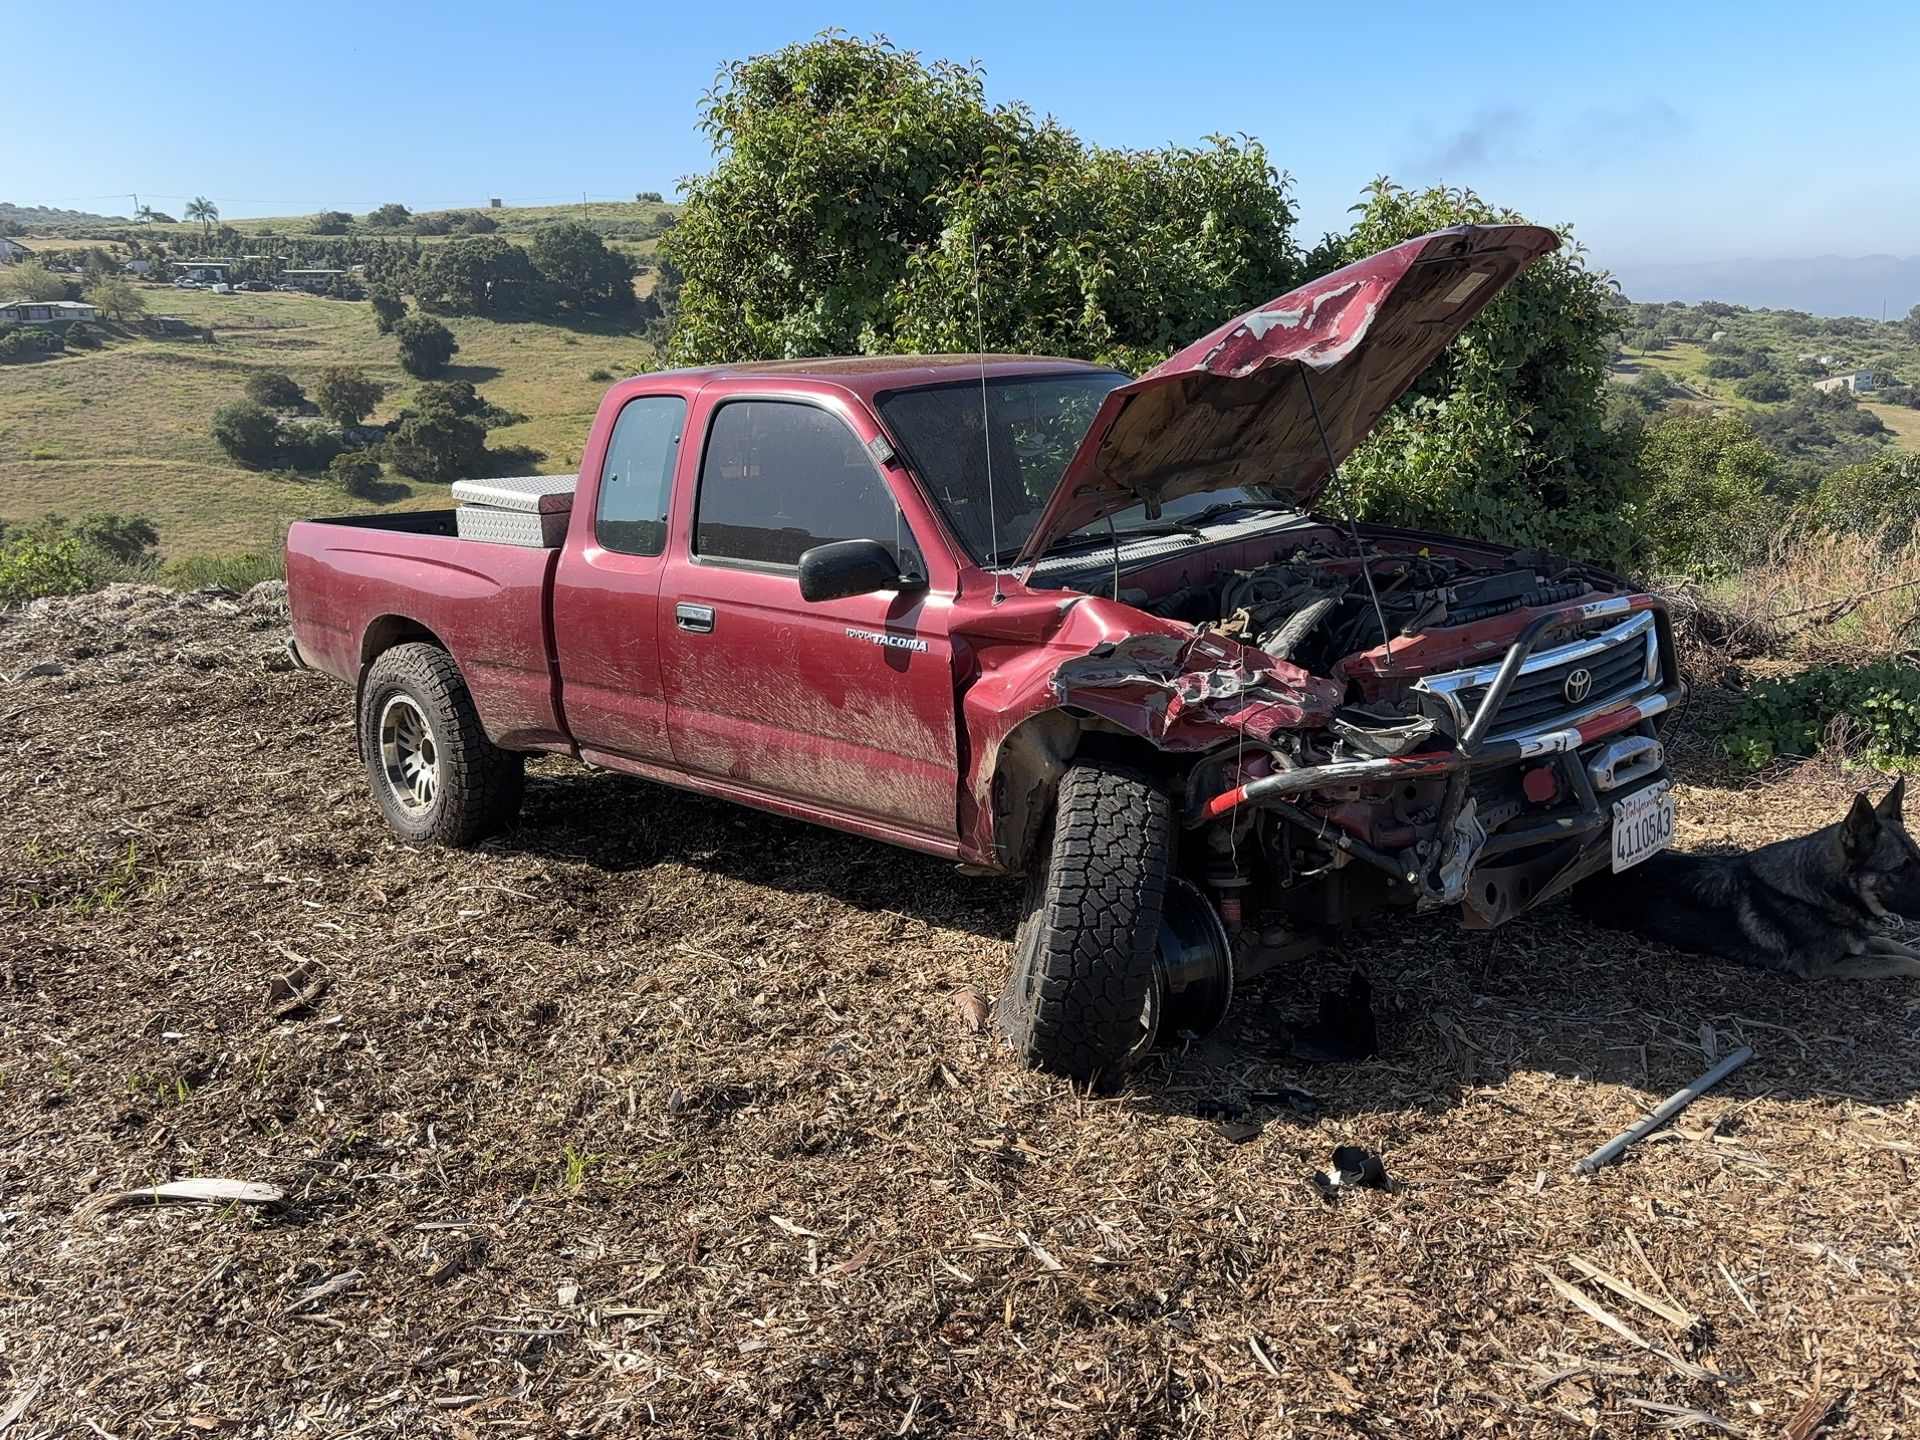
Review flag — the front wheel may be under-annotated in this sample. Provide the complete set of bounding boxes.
[998,761,1174,1082]
[359,643,524,847]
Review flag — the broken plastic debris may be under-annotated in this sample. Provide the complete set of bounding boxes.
[1312,1145,1390,1202]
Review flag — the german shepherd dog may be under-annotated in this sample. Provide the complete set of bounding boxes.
[1574,779,1920,979]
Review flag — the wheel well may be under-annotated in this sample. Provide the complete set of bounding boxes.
[988,711,1174,873]
[356,616,450,714]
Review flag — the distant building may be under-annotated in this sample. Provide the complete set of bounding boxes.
[0,237,34,263]
[279,268,346,291]
[1710,330,1729,342]
[124,258,154,275]
[1813,367,1878,394]
[0,299,99,325]
[168,259,236,282]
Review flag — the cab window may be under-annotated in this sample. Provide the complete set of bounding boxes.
[694,400,915,570]
[595,395,686,556]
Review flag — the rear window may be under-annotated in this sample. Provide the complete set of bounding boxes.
[595,395,686,557]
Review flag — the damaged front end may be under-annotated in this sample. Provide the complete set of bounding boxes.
[1025,539,1682,974]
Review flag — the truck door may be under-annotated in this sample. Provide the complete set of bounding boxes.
[657,396,960,841]
[550,392,687,764]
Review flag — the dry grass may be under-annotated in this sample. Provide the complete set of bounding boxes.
[1709,525,1920,664]
[3,587,1920,1437]
[0,288,654,558]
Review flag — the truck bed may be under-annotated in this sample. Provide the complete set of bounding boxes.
[285,513,569,750]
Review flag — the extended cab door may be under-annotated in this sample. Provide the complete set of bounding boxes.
[656,394,961,842]
[550,391,689,764]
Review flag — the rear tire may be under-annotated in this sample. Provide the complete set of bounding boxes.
[998,761,1174,1082]
[359,643,524,847]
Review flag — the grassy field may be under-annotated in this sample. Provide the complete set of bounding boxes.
[0,285,657,557]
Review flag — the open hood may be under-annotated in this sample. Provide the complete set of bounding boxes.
[1013,224,1560,566]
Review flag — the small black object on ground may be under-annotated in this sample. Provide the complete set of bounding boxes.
[1277,971,1376,1063]
[1312,1144,1391,1202]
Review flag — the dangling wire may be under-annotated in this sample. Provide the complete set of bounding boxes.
[1299,363,1394,670]
[972,239,1004,605]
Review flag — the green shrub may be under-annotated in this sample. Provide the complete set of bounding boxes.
[1721,661,1920,774]
[313,365,384,425]
[0,535,98,608]
[394,314,458,377]
[210,400,283,467]
[327,453,385,499]
[369,286,408,334]
[244,371,306,408]
[1735,374,1791,403]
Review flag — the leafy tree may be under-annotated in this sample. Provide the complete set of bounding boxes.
[0,534,97,608]
[1905,303,1920,345]
[311,211,354,235]
[457,211,497,234]
[369,285,408,333]
[313,366,385,425]
[279,420,344,472]
[366,202,413,229]
[134,204,156,225]
[412,235,537,315]
[210,399,283,468]
[636,190,663,203]
[19,510,161,565]
[244,371,307,409]
[1736,373,1791,403]
[384,388,489,484]
[528,221,635,313]
[83,274,146,320]
[665,34,1296,368]
[185,196,219,239]
[393,314,458,377]
[1636,412,1783,574]
[1306,181,1641,568]
[0,260,67,302]
[1813,451,1920,539]
[327,453,385,499]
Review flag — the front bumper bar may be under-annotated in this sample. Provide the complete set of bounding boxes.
[1192,593,1679,825]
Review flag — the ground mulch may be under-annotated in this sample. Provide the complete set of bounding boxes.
[1,584,1915,1438]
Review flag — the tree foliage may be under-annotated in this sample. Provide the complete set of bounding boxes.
[1,260,67,302]
[81,274,144,320]
[369,285,408,334]
[1636,412,1783,574]
[1813,450,1920,539]
[314,366,385,425]
[210,400,284,468]
[393,314,458,377]
[527,221,635,313]
[1309,181,1641,568]
[367,203,413,229]
[662,33,1297,368]
[412,235,536,316]
[244,371,307,409]
[185,196,219,238]
[383,389,489,485]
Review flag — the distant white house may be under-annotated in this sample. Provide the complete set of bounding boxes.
[0,299,99,325]
[1813,367,1878,394]
[168,259,237,283]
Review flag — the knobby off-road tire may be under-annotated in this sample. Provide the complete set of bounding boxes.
[359,643,524,847]
[999,761,1174,1083]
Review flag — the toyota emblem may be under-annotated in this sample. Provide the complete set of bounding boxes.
[1563,667,1594,704]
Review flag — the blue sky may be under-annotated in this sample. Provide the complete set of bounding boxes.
[5,0,1915,272]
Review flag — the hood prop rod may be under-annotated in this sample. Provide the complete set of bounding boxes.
[1298,364,1393,671]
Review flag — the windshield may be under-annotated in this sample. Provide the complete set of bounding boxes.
[877,372,1280,564]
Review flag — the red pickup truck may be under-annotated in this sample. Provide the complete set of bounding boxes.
[287,224,1679,1081]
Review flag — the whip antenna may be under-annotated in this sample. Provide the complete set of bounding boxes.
[972,240,1005,604]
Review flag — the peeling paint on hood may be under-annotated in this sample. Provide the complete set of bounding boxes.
[1013,224,1561,565]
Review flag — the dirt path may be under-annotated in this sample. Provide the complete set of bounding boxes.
[2,586,1915,1437]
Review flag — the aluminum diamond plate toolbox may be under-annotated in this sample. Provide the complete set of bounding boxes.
[451,474,578,513]
[456,505,570,547]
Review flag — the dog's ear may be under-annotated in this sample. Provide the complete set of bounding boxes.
[1877,776,1906,820]
[1843,792,1880,856]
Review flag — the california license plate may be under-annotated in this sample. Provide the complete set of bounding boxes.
[1610,781,1675,873]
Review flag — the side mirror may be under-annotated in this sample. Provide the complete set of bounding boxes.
[797,539,916,603]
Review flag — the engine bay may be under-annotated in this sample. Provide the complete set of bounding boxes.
[1142,542,1612,679]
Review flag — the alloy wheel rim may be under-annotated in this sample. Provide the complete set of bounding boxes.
[379,695,439,812]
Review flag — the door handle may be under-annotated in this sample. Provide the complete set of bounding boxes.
[675,602,715,634]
